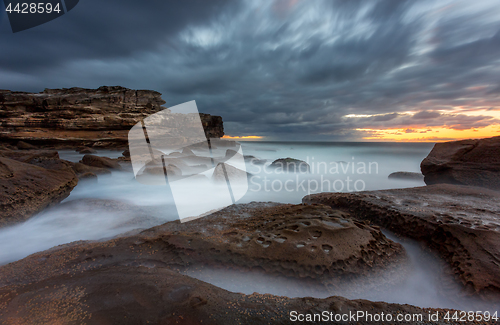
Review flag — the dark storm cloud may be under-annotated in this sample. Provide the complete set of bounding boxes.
[412,111,442,119]
[1,0,500,140]
[0,0,236,72]
[373,113,400,122]
[346,111,500,131]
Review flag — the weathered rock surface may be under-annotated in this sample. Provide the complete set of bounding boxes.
[0,156,78,227]
[80,154,122,170]
[270,157,310,173]
[31,158,111,181]
[16,140,36,150]
[421,136,500,190]
[0,202,456,324]
[303,184,500,301]
[0,203,406,288]
[388,171,424,181]
[77,146,96,154]
[212,163,249,182]
[70,162,111,177]
[0,147,110,179]
[142,163,182,177]
[0,148,59,162]
[0,86,224,148]
[78,172,98,181]
[0,264,458,325]
[244,155,267,165]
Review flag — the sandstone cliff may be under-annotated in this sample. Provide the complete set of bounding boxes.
[0,86,224,148]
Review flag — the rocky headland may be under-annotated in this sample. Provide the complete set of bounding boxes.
[0,86,224,148]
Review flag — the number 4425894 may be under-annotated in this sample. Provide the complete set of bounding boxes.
[5,3,61,14]
[444,311,498,322]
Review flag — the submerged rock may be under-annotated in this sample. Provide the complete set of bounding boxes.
[141,163,182,176]
[270,157,310,173]
[421,136,500,190]
[77,146,97,154]
[78,172,98,181]
[244,155,267,165]
[304,184,500,302]
[80,154,122,170]
[388,171,424,181]
[16,141,37,150]
[0,157,78,227]
[182,147,194,156]
[212,163,249,182]
[70,162,111,177]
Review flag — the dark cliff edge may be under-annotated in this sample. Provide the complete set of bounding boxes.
[0,86,224,148]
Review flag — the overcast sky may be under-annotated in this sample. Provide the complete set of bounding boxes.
[1,0,500,141]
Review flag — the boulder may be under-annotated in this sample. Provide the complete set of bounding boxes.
[270,157,310,173]
[0,157,78,227]
[16,141,36,150]
[421,136,500,190]
[244,155,266,165]
[78,172,98,181]
[304,184,500,301]
[212,163,249,182]
[0,143,17,150]
[182,147,194,156]
[80,154,122,170]
[165,151,184,158]
[28,158,111,181]
[388,171,424,181]
[0,148,108,180]
[22,156,75,173]
[225,149,242,158]
[70,162,111,176]
[118,149,131,161]
[77,146,97,154]
[141,163,182,176]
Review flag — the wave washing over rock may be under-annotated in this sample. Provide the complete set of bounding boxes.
[0,203,467,324]
[304,184,500,310]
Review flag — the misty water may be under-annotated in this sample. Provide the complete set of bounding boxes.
[2,141,496,311]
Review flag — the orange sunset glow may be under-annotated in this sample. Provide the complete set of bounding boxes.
[222,135,263,140]
[344,108,500,142]
[358,125,500,142]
